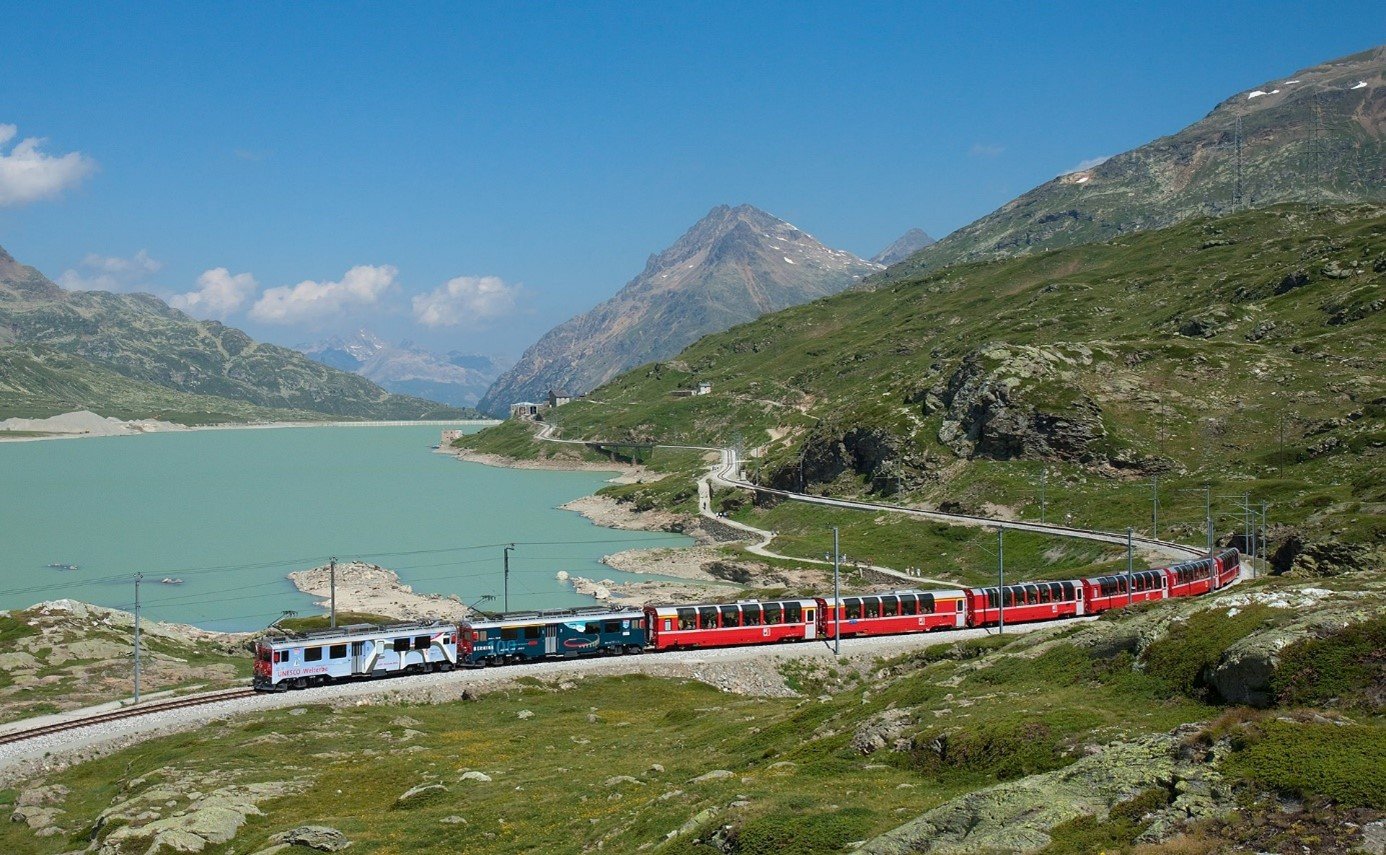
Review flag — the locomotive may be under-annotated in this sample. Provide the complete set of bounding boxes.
[253,548,1240,691]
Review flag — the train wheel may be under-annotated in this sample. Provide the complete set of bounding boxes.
[626,645,643,655]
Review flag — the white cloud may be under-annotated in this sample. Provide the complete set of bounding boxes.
[169,268,259,319]
[0,124,97,206]
[57,250,163,292]
[1063,154,1112,175]
[412,275,521,328]
[250,264,398,325]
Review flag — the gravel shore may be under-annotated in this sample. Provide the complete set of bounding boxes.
[0,619,1078,785]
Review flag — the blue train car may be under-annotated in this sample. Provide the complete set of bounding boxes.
[461,607,647,666]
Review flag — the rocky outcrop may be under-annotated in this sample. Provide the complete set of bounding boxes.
[270,825,352,851]
[1269,533,1381,577]
[93,779,308,854]
[768,425,924,495]
[933,344,1106,464]
[859,726,1232,854]
[851,709,915,755]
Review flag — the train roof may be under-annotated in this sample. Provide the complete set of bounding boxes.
[646,597,817,613]
[259,620,455,646]
[465,607,643,629]
[817,589,967,605]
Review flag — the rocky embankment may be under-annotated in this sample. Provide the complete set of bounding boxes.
[288,562,472,623]
[0,600,245,724]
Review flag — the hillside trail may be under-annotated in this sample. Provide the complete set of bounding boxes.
[532,423,1211,583]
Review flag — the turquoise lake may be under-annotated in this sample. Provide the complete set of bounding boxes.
[0,425,690,631]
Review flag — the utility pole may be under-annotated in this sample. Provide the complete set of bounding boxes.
[1260,502,1270,575]
[832,527,841,655]
[329,556,337,629]
[1151,475,1160,539]
[133,573,143,704]
[1203,484,1213,557]
[997,527,1005,635]
[1243,492,1253,570]
[1039,469,1047,524]
[1126,528,1134,606]
[503,544,515,614]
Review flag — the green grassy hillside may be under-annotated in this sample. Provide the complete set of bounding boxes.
[531,205,1382,572]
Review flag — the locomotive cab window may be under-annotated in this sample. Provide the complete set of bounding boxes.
[414,635,431,649]
[304,647,323,662]
[524,626,542,641]
[584,622,601,634]
[603,620,622,633]
[329,644,347,659]
[393,637,411,652]
[501,627,520,641]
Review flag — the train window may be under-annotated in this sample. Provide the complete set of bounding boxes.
[921,593,937,614]
[881,596,899,617]
[603,620,622,633]
[986,589,999,609]
[720,605,740,627]
[353,642,366,656]
[329,644,347,659]
[414,636,431,649]
[844,599,862,620]
[393,637,411,652]
[635,618,645,629]
[501,627,520,641]
[805,607,815,623]
[785,602,802,623]
[764,603,782,625]
[861,599,878,619]
[584,622,600,634]
[898,595,915,616]
[475,630,486,642]
[699,606,719,628]
[677,609,696,631]
[304,647,323,662]
[524,626,542,641]
[663,619,672,632]
[274,651,285,663]
[956,600,964,612]
[743,604,762,626]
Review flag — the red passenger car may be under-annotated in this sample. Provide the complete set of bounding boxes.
[1213,548,1242,588]
[644,598,819,650]
[1163,555,1218,598]
[1081,569,1169,613]
[965,580,1086,627]
[815,590,967,639]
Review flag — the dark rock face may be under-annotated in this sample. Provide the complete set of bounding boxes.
[767,426,920,494]
[935,347,1105,463]
[1270,534,1375,576]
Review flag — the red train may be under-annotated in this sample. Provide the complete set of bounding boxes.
[644,548,1241,650]
[256,548,1242,689]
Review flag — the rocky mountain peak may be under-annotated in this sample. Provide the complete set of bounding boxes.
[872,228,938,266]
[477,205,880,415]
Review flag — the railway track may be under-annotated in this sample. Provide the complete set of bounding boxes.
[0,688,257,747]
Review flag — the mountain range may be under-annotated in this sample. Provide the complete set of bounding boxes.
[297,330,505,408]
[478,204,882,414]
[0,246,471,423]
[879,45,1384,278]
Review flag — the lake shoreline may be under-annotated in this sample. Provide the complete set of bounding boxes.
[0,410,498,443]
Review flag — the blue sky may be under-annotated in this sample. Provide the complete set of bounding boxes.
[0,2,1379,359]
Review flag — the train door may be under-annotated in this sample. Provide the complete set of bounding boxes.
[545,624,558,656]
[804,606,816,640]
[955,599,966,628]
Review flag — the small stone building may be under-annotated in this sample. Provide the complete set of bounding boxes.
[509,402,541,420]
[548,389,573,408]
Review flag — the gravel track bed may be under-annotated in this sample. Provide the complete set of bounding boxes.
[0,620,1076,785]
